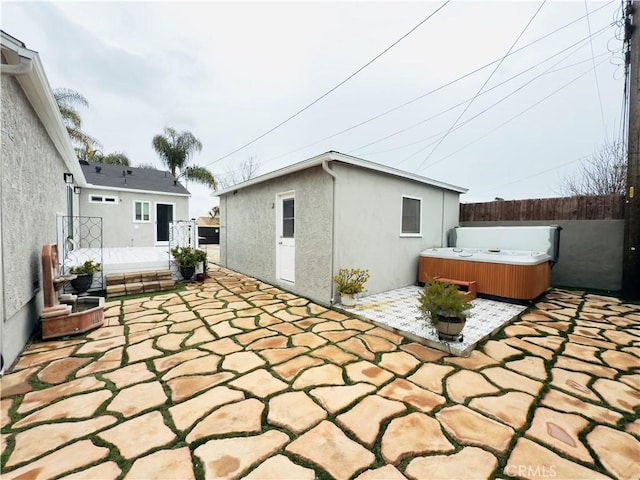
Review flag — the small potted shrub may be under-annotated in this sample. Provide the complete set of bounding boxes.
[69,260,101,294]
[332,268,370,307]
[418,278,473,342]
[171,246,207,281]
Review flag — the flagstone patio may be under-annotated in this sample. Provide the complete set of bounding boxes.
[1,266,639,479]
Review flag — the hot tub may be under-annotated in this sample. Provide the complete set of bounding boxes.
[419,247,552,300]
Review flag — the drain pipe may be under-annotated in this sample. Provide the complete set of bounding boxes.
[322,159,338,305]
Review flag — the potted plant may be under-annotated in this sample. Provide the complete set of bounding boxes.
[418,278,473,342]
[171,246,207,281]
[69,260,101,294]
[332,268,370,307]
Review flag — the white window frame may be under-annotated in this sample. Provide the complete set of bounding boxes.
[89,194,118,204]
[400,195,422,237]
[133,200,151,223]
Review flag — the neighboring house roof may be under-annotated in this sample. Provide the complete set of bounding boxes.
[214,151,468,196]
[80,161,191,196]
[1,31,86,186]
[196,216,220,227]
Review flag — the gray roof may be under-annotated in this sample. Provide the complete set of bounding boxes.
[80,161,190,195]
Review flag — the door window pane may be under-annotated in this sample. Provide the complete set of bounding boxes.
[283,198,294,238]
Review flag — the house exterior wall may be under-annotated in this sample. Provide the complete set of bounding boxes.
[79,188,189,248]
[333,163,460,297]
[220,166,334,304]
[1,74,68,367]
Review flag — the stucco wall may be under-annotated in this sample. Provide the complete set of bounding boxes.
[220,166,334,304]
[460,220,623,291]
[79,189,189,247]
[1,74,68,367]
[333,163,460,296]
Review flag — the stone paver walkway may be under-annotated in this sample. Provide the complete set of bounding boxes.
[1,267,639,479]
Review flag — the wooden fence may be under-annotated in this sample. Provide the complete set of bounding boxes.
[460,195,624,222]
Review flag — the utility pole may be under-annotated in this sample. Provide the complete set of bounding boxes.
[623,0,640,300]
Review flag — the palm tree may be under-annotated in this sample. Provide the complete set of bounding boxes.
[53,88,101,151]
[151,127,216,189]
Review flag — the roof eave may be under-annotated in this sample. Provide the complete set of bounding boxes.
[214,151,467,196]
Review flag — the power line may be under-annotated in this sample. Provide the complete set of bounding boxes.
[200,0,451,170]
[414,0,548,174]
[584,0,609,136]
[261,1,615,167]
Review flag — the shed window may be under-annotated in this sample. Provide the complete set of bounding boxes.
[90,195,118,204]
[401,196,422,236]
[134,201,151,222]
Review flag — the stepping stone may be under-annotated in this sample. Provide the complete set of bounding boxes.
[320,310,349,321]
[229,369,288,398]
[482,367,543,395]
[291,332,328,349]
[319,330,360,342]
[506,437,610,480]
[342,319,374,332]
[345,361,394,386]
[99,411,176,460]
[1,398,12,429]
[1,440,109,480]
[18,376,106,414]
[167,311,197,322]
[0,366,38,397]
[107,381,166,417]
[337,337,375,360]
[504,338,553,360]
[268,391,327,433]
[550,368,600,402]
[504,325,539,337]
[247,336,289,350]
[210,321,243,338]
[444,350,498,369]
[407,364,454,394]
[203,311,236,325]
[293,364,345,389]
[245,454,316,479]
[286,421,375,480]
[406,447,497,480]
[310,345,357,365]
[525,335,565,352]
[379,352,420,376]
[37,358,91,384]
[162,354,220,380]
[6,416,117,468]
[76,347,123,377]
[526,407,592,463]
[194,430,289,479]
[310,383,377,414]
[76,338,125,355]
[401,343,445,362]
[60,461,121,479]
[625,418,640,437]
[186,398,263,443]
[381,412,453,464]
[14,390,112,429]
[312,320,344,333]
[436,405,514,454]
[272,355,324,381]
[541,388,622,425]
[260,347,309,365]
[268,322,304,336]
[446,370,500,403]
[567,334,614,350]
[236,328,277,346]
[378,379,445,413]
[482,340,523,362]
[505,357,548,380]
[167,372,235,402]
[367,327,404,344]
[469,391,535,429]
[274,309,303,322]
[184,326,216,346]
[587,425,640,480]
[156,332,189,351]
[620,374,640,391]
[592,378,640,413]
[102,362,155,390]
[562,343,603,365]
[355,465,407,480]
[200,337,242,355]
[221,351,265,373]
[358,334,396,353]
[555,355,617,378]
[601,350,640,371]
[125,447,195,479]
[169,386,245,431]
[603,329,638,346]
[337,395,406,446]
[153,349,208,372]
[126,338,163,363]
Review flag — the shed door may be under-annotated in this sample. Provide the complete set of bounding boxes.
[156,203,174,244]
[276,192,295,283]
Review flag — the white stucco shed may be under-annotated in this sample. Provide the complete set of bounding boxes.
[216,151,467,306]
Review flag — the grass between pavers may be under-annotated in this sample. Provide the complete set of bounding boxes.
[1,281,638,479]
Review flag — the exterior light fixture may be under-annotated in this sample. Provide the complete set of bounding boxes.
[73,186,81,194]
[63,173,74,184]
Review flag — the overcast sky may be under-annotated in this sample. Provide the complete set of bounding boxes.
[3,1,626,218]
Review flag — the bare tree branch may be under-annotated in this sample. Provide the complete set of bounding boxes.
[560,140,627,196]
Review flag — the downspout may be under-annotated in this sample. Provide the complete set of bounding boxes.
[0,57,33,76]
[322,159,337,305]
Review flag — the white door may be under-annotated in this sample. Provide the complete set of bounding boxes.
[276,192,295,283]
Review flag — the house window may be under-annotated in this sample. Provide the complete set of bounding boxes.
[134,201,151,222]
[401,196,422,236]
[89,195,118,204]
